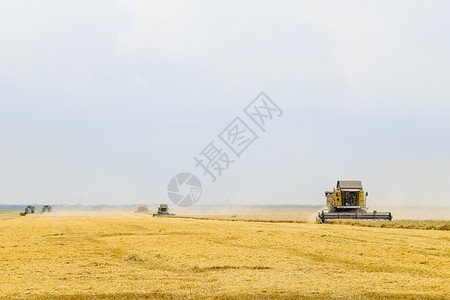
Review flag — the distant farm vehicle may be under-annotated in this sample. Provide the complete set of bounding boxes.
[317,180,392,223]
[41,205,52,213]
[153,204,175,217]
[134,205,149,213]
[20,205,36,216]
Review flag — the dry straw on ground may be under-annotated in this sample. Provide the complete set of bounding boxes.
[0,211,448,299]
[328,219,450,230]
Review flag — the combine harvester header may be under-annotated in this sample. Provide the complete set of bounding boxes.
[317,180,392,223]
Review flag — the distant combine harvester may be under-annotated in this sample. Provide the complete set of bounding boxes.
[42,205,52,213]
[153,204,175,217]
[134,205,149,213]
[20,205,35,216]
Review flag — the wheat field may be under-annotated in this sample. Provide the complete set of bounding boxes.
[0,211,449,299]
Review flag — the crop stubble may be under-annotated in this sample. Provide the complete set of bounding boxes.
[0,212,448,299]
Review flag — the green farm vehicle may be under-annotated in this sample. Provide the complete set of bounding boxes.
[42,205,52,213]
[20,205,36,216]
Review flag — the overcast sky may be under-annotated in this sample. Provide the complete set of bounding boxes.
[0,0,449,207]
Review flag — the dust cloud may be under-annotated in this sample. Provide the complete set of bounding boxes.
[27,204,450,221]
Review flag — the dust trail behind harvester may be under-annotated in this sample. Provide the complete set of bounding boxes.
[170,205,321,223]
[36,210,134,217]
[27,204,450,221]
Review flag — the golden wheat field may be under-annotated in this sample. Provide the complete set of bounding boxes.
[0,210,449,299]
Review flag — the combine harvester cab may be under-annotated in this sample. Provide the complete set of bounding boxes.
[317,181,392,223]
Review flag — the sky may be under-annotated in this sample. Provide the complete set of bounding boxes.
[0,0,449,207]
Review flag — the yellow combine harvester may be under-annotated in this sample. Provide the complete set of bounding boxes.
[317,180,392,223]
[153,204,175,217]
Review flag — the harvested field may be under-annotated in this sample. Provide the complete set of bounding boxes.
[0,211,449,299]
[0,210,21,220]
[172,208,319,222]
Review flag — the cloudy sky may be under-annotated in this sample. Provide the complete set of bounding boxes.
[0,0,449,207]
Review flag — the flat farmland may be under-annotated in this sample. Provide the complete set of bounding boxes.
[0,211,449,299]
